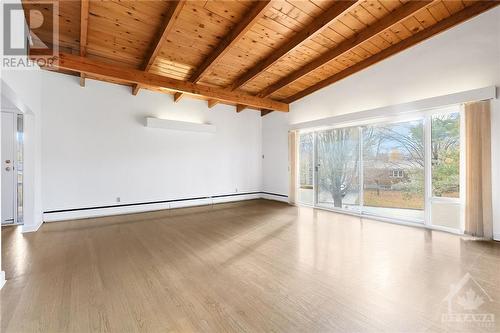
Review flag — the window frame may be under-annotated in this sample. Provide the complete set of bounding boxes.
[295,104,465,234]
[314,125,361,213]
[424,105,465,233]
[296,131,316,206]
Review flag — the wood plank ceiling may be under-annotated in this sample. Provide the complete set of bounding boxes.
[24,0,499,114]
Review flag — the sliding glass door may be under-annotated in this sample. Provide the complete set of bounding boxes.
[316,127,360,213]
[298,132,314,205]
[298,105,464,231]
[429,109,462,230]
[362,120,425,222]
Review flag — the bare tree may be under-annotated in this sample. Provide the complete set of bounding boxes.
[374,126,424,168]
[315,114,459,207]
[317,128,359,208]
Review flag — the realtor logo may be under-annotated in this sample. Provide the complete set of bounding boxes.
[1,0,58,68]
[442,273,495,329]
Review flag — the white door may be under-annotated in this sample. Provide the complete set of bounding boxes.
[1,112,16,224]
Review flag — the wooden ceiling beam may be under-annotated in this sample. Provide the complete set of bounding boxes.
[261,110,272,117]
[79,0,89,87]
[79,73,86,87]
[132,85,141,96]
[236,104,247,113]
[257,0,432,98]
[190,0,272,83]
[228,0,358,91]
[132,0,186,95]
[283,1,500,103]
[176,1,272,106]
[173,92,183,103]
[207,99,218,108]
[34,53,289,112]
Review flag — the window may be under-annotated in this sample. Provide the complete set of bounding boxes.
[363,120,425,221]
[430,110,462,230]
[298,132,314,205]
[390,170,404,178]
[431,112,460,198]
[316,127,360,212]
[296,106,464,230]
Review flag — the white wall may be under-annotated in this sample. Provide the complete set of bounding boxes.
[262,111,289,197]
[41,72,263,214]
[262,7,500,238]
[289,7,500,124]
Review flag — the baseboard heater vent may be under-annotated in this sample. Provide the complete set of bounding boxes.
[43,192,288,222]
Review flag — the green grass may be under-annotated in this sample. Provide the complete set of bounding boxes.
[364,189,424,210]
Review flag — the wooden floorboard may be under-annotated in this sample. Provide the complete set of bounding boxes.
[2,199,500,332]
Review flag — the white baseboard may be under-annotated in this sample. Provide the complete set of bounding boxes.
[22,219,43,233]
[44,202,172,222]
[213,193,260,204]
[43,193,263,223]
[0,271,5,289]
[169,198,211,209]
[494,233,500,242]
[260,192,289,203]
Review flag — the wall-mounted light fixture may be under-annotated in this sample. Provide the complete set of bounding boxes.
[146,117,216,133]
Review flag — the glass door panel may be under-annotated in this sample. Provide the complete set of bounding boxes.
[316,127,360,212]
[430,111,461,229]
[362,120,425,222]
[296,107,464,232]
[431,112,460,198]
[298,132,314,205]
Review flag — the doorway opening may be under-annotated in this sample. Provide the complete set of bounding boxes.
[1,111,24,225]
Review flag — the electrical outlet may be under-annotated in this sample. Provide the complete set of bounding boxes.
[116,197,121,203]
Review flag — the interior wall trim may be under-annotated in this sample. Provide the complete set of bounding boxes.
[0,271,6,290]
[290,86,497,130]
[260,192,288,198]
[42,192,289,222]
[44,191,264,214]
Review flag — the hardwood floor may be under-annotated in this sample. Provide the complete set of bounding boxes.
[2,199,500,332]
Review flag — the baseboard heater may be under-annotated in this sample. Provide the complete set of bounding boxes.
[43,192,288,222]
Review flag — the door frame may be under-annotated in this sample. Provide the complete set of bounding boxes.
[296,130,316,206]
[294,104,465,235]
[1,110,23,225]
[424,106,465,233]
